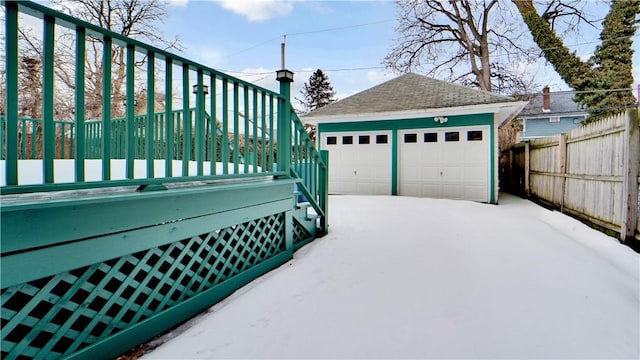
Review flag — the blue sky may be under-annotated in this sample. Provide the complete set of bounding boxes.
[160,0,640,107]
[162,0,400,103]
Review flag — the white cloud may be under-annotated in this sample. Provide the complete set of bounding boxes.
[189,45,226,68]
[231,67,280,92]
[167,0,189,7]
[218,0,294,22]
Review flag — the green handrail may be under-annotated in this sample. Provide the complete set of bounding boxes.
[291,111,328,221]
[1,0,285,194]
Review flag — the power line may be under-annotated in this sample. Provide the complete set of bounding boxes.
[223,19,394,59]
[221,66,386,76]
[284,19,395,37]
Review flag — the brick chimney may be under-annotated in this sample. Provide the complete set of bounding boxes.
[542,86,550,112]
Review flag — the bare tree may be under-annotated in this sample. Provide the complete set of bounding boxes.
[54,0,182,118]
[513,0,639,119]
[384,0,596,94]
[15,0,181,121]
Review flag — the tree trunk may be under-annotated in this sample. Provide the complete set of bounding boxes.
[512,0,592,88]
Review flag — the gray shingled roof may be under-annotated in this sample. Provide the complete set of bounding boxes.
[304,73,516,118]
[518,90,586,117]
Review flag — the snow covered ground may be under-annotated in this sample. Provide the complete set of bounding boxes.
[142,194,639,359]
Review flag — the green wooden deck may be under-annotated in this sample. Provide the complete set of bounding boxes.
[1,1,328,358]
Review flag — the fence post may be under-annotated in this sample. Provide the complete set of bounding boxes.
[524,141,530,196]
[276,69,294,176]
[559,134,567,211]
[621,109,639,241]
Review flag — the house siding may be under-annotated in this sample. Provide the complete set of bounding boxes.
[522,116,583,139]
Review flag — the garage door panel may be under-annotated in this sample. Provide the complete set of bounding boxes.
[373,183,389,195]
[322,131,392,196]
[442,184,464,199]
[374,166,391,179]
[464,166,487,181]
[399,126,490,202]
[420,166,440,180]
[420,183,441,198]
[441,166,463,181]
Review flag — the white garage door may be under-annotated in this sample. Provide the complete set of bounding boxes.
[321,131,392,195]
[398,126,490,202]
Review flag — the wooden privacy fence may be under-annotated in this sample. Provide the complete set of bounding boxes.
[502,108,639,242]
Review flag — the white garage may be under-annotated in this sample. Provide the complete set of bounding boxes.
[304,73,527,204]
[398,126,490,202]
[321,131,392,195]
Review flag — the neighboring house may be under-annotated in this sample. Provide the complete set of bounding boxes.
[303,73,527,204]
[518,86,587,140]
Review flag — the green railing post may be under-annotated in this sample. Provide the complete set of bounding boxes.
[276,69,293,176]
[75,27,86,181]
[43,15,55,182]
[146,51,155,177]
[209,74,217,174]
[102,36,112,180]
[126,45,136,179]
[233,82,240,174]
[319,150,329,234]
[195,69,205,176]
[165,59,174,176]
[222,78,229,175]
[181,64,190,176]
[5,0,19,185]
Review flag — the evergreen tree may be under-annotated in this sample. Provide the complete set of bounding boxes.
[300,69,336,113]
[513,0,639,120]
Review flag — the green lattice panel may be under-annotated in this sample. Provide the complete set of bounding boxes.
[1,213,285,359]
[292,217,312,245]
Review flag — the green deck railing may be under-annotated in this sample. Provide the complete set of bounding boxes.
[1,0,295,194]
[1,110,255,164]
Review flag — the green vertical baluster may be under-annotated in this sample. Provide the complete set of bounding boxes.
[146,51,155,178]
[261,92,266,172]
[75,26,85,180]
[182,64,190,176]
[30,120,36,159]
[102,36,112,180]
[165,58,173,176]
[176,112,181,160]
[233,82,239,174]
[269,94,275,171]
[195,69,204,176]
[43,15,55,183]
[243,85,249,174]
[20,120,26,159]
[70,124,75,160]
[126,45,135,178]
[60,123,65,157]
[210,75,217,175]
[158,114,164,161]
[5,1,18,184]
[252,89,258,173]
[222,78,229,175]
